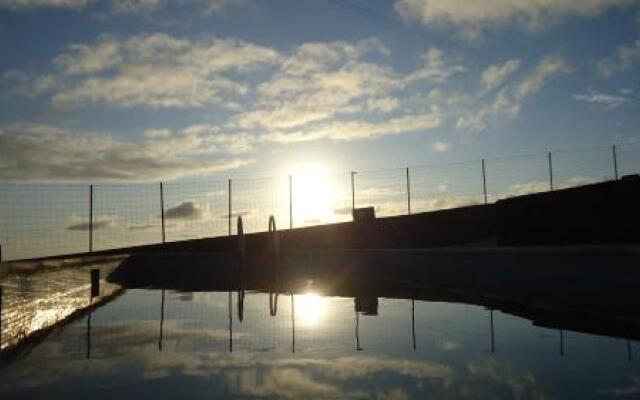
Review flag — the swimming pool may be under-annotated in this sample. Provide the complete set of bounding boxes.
[1,251,639,399]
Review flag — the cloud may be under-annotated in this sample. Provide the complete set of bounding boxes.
[572,91,630,109]
[110,0,161,13]
[431,141,452,153]
[457,55,569,132]
[53,36,124,75]
[8,36,458,148]
[232,369,342,400]
[263,113,441,143]
[164,201,208,220]
[367,97,400,113]
[394,0,634,33]
[403,47,465,84]
[66,216,114,231]
[46,33,280,109]
[232,39,398,130]
[481,59,521,92]
[0,0,244,12]
[0,122,252,181]
[231,41,459,132]
[3,70,60,97]
[597,39,640,77]
[0,0,91,9]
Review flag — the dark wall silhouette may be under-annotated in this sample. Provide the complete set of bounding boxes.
[496,175,640,245]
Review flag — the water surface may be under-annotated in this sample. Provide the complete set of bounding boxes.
[0,260,639,399]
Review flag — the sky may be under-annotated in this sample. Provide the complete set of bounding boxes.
[1,0,639,183]
[1,0,640,260]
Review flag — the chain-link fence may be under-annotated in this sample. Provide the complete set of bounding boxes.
[0,144,638,261]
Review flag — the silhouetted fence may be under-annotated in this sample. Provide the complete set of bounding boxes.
[0,143,638,261]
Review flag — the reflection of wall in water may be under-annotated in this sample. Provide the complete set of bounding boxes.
[0,265,121,351]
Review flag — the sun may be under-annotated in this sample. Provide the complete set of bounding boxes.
[291,164,338,226]
[295,292,327,327]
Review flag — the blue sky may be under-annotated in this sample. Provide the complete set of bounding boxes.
[0,0,639,182]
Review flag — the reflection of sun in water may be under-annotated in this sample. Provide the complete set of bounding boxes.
[295,292,327,327]
[292,164,338,226]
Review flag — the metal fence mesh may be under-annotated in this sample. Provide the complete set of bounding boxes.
[164,180,228,242]
[1,144,639,261]
[93,183,162,251]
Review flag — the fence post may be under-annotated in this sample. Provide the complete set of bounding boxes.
[0,285,3,348]
[406,167,411,215]
[481,160,488,205]
[548,151,554,191]
[490,309,495,354]
[613,145,619,180]
[289,175,293,229]
[350,171,357,212]
[89,185,93,253]
[228,179,232,236]
[90,268,100,298]
[291,291,295,353]
[160,182,165,243]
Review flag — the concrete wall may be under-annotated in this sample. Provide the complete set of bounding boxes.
[496,175,640,245]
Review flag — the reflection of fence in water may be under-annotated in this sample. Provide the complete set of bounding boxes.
[4,283,636,362]
[0,144,638,261]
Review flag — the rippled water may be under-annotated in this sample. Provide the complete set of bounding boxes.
[0,257,639,399]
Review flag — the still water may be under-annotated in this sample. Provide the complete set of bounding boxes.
[0,260,639,399]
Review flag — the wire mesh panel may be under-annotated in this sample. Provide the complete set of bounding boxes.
[232,177,288,235]
[92,184,161,251]
[552,146,616,189]
[163,180,227,242]
[410,161,484,213]
[292,171,353,227]
[485,153,550,202]
[355,168,408,217]
[0,184,89,261]
[617,144,640,178]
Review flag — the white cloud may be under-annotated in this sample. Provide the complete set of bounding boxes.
[394,0,634,32]
[263,113,440,143]
[232,39,399,130]
[0,122,252,181]
[0,0,91,9]
[457,55,568,132]
[431,141,452,153]
[231,41,462,133]
[367,97,400,113]
[46,33,280,109]
[572,91,630,109]
[481,59,521,92]
[597,39,640,77]
[53,37,124,75]
[404,47,465,83]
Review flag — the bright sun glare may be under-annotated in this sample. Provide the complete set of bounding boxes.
[292,164,339,226]
[295,292,327,327]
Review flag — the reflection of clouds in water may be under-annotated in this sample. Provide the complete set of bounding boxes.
[227,368,342,399]
[467,359,547,400]
[0,315,553,400]
[596,376,640,398]
[438,340,462,352]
